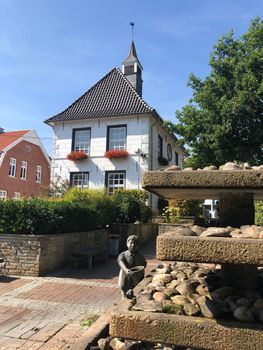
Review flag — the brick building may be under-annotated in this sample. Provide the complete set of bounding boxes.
[0,129,50,199]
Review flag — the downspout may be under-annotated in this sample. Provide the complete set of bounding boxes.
[149,119,158,208]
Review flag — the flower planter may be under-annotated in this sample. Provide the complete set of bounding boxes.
[104,150,129,159]
[67,150,88,161]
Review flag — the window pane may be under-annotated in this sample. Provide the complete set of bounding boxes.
[71,172,89,189]
[9,159,16,177]
[0,190,7,200]
[74,130,90,153]
[107,172,125,195]
[108,127,126,150]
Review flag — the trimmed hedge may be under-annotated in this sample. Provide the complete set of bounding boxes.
[0,189,152,235]
[0,199,97,235]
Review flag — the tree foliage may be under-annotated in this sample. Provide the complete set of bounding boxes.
[165,18,263,168]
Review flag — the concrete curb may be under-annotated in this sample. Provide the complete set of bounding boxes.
[69,307,113,350]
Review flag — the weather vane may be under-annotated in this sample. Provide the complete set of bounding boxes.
[130,21,135,40]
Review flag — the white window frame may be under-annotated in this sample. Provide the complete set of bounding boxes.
[20,161,27,180]
[9,158,16,177]
[107,125,127,151]
[70,172,89,189]
[13,192,20,200]
[72,128,91,154]
[36,165,42,183]
[0,190,7,200]
[106,171,126,195]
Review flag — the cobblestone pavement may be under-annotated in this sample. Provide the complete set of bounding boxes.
[0,240,158,349]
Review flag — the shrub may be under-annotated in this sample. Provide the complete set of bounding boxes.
[163,199,202,223]
[64,188,116,227]
[0,199,97,235]
[112,190,151,223]
[255,201,263,225]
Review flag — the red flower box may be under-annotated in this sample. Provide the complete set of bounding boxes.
[67,150,88,161]
[104,150,129,159]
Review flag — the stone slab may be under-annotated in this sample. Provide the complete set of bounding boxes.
[110,278,263,350]
[142,170,263,199]
[110,304,263,350]
[157,235,263,265]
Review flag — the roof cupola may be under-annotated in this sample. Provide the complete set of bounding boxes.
[122,41,143,97]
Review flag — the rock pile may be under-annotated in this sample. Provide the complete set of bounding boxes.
[132,262,263,324]
[95,336,196,350]
[162,162,263,172]
[161,224,263,239]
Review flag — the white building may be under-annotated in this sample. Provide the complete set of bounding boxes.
[45,41,186,209]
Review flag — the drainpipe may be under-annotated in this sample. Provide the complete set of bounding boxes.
[149,119,158,208]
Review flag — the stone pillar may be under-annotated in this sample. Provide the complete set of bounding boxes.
[219,193,254,227]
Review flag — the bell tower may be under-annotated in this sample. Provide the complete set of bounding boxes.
[122,41,143,97]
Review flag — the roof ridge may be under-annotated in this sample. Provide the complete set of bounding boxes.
[45,67,156,124]
[115,68,154,112]
[2,130,30,134]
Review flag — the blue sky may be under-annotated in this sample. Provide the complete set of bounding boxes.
[0,0,262,154]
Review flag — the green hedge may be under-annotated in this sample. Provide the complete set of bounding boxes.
[0,199,97,235]
[0,189,152,235]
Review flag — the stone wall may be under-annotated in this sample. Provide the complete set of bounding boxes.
[0,229,108,277]
[110,223,158,251]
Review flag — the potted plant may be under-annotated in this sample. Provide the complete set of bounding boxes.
[104,150,129,159]
[67,150,88,161]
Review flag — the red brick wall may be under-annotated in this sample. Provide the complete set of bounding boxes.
[0,140,50,198]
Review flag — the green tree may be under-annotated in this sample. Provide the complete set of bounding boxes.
[165,17,263,168]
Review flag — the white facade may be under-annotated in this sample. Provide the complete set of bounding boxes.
[50,114,184,209]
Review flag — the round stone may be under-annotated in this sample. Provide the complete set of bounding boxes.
[152,274,172,284]
[191,225,206,235]
[153,292,168,302]
[200,227,231,238]
[184,303,200,316]
[222,162,242,171]
[171,295,190,306]
[199,299,222,318]
[233,306,255,323]
[176,281,196,296]
[164,165,181,171]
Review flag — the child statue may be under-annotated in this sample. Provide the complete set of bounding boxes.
[118,235,147,299]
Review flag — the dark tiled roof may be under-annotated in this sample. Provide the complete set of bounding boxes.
[45,68,155,124]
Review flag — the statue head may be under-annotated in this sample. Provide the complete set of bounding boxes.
[126,235,139,253]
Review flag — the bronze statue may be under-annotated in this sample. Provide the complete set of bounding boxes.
[118,235,147,299]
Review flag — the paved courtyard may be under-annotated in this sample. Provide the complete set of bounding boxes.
[0,240,157,349]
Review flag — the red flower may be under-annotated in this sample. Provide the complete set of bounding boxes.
[104,150,129,159]
[67,150,88,161]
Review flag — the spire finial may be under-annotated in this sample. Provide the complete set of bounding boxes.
[130,21,135,40]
